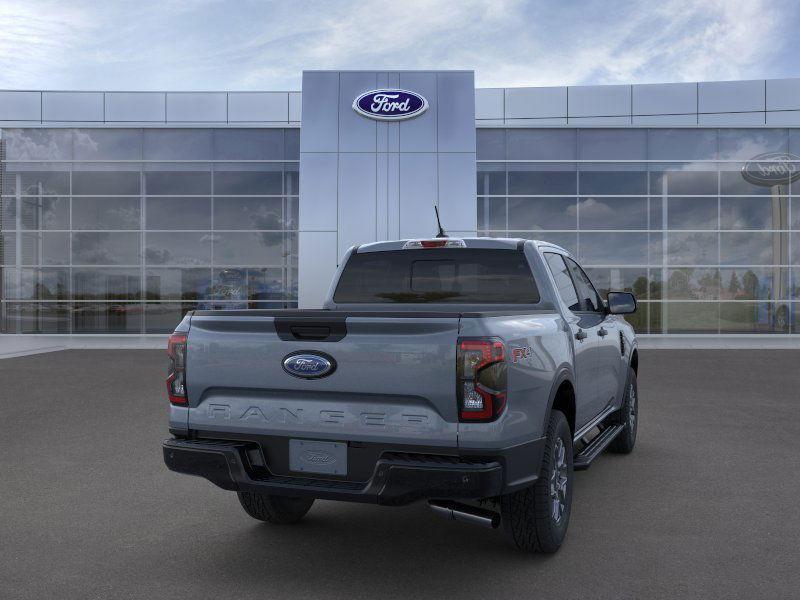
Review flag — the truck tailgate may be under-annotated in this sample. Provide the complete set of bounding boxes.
[185,312,460,446]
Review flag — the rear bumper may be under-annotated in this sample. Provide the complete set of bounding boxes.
[163,437,544,506]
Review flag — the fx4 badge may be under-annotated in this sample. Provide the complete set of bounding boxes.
[511,346,532,363]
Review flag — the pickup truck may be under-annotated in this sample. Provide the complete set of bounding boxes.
[163,237,639,553]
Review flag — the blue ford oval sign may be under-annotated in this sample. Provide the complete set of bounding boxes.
[742,152,800,186]
[353,89,428,121]
[282,352,336,379]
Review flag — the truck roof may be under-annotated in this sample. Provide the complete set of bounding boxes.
[355,237,570,255]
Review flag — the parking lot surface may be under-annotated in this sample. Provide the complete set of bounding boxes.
[1,349,799,600]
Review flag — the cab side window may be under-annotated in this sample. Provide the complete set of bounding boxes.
[564,257,603,313]
[544,253,580,312]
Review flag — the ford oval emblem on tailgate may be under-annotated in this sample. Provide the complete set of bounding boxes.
[282,351,336,379]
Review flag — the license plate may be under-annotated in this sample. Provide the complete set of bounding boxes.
[289,439,347,476]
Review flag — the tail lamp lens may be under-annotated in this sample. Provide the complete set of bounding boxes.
[457,338,507,422]
[167,333,188,406]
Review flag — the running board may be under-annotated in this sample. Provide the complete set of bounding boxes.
[573,424,624,471]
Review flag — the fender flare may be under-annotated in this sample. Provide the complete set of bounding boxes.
[541,365,576,435]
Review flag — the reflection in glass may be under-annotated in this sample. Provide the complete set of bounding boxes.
[144,303,199,333]
[508,169,576,195]
[720,302,783,333]
[720,197,786,230]
[578,129,646,160]
[507,129,575,160]
[477,167,506,195]
[578,171,647,195]
[720,232,777,265]
[144,171,211,195]
[3,303,70,333]
[476,129,505,160]
[719,267,783,301]
[578,197,646,230]
[20,197,69,230]
[584,267,649,300]
[7,170,70,196]
[666,232,718,265]
[145,232,212,266]
[72,197,140,230]
[477,198,506,231]
[145,197,211,230]
[667,197,718,230]
[650,169,717,196]
[72,232,140,265]
[508,197,576,230]
[145,268,212,301]
[648,129,717,161]
[72,171,140,195]
[4,268,69,300]
[213,197,284,230]
[72,303,142,333]
[73,129,141,160]
[664,302,719,333]
[213,170,282,195]
[72,268,141,300]
[578,233,649,265]
[3,129,72,160]
[213,232,290,266]
[18,232,70,265]
[666,268,720,300]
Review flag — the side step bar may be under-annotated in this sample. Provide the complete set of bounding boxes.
[428,500,500,529]
[573,424,625,471]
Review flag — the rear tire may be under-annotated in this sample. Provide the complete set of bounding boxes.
[609,367,638,454]
[237,492,314,524]
[500,410,572,553]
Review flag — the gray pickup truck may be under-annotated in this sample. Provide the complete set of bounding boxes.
[163,237,639,553]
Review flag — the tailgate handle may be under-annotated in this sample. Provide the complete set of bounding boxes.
[274,318,347,342]
[290,325,331,340]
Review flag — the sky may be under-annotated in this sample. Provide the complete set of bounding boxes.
[0,0,798,91]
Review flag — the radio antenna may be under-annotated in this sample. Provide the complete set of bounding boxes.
[434,205,448,238]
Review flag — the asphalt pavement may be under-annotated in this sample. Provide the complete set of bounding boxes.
[1,349,798,600]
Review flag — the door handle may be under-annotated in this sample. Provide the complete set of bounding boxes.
[598,327,608,337]
[575,329,587,341]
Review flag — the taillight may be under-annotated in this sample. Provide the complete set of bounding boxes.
[403,239,466,249]
[457,338,507,422]
[167,332,188,406]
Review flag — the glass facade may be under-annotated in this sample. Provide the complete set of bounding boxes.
[0,128,299,333]
[478,128,800,335]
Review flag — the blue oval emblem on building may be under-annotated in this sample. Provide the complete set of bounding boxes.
[353,89,428,121]
[282,352,336,379]
[742,152,800,186]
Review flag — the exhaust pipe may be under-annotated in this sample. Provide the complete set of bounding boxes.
[428,500,500,529]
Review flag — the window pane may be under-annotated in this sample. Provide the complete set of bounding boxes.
[720,197,784,230]
[720,232,778,265]
[666,232,718,265]
[508,169,576,195]
[578,197,647,230]
[667,197,718,230]
[666,268,720,300]
[144,171,211,195]
[508,197,576,230]
[72,232,140,265]
[477,197,505,231]
[544,253,579,310]
[720,168,774,195]
[73,129,141,160]
[564,257,602,312]
[585,267,649,299]
[1,197,16,227]
[4,129,72,160]
[477,165,506,195]
[720,302,784,333]
[2,303,70,333]
[145,232,212,265]
[4,267,69,300]
[578,129,646,160]
[285,129,300,159]
[145,197,211,230]
[284,163,299,195]
[507,129,576,160]
[719,267,785,301]
[72,171,141,195]
[213,232,289,265]
[718,129,788,160]
[72,197,140,230]
[579,171,647,195]
[477,129,505,160]
[578,233,649,265]
[650,169,717,195]
[17,232,70,265]
[648,129,718,161]
[213,129,283,160]
[213,197,284,230]
[213,169,282,195]
[143,129,213,160]
[664,302,719,333]
[20,197,69,230]
[9,170,70,195]
[72,303,142,333]
[145,268,212,301]
[72,268,141,300]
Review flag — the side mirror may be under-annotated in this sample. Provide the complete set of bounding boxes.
[607,291,637,315]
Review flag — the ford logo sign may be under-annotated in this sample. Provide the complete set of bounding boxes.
[742,152,800,187]
[353,89,428,121]
[282,352,336,379]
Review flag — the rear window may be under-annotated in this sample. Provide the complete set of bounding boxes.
[333,249,539,304]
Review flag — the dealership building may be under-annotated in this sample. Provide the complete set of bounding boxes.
[1,71,799,344]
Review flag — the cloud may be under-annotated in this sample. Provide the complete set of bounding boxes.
[0,0,795,90]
